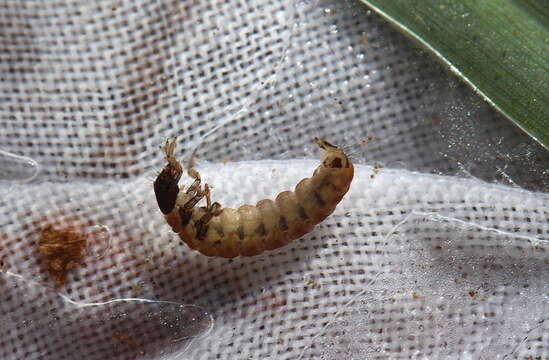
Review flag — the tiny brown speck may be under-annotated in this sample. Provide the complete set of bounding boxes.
[361,135,374,146]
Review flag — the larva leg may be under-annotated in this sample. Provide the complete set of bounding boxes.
[187,149,201,180]
[180,176,222,232]
[194,184,222,240]
[181,188,204,210]
[185,177,201,196]
[199,185,222,223]
[203,184,222,216]
[180,151,207,210]
[183,178,221,217]
[183,151,201,195]
[178,180,207,229]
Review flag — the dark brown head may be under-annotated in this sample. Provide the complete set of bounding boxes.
[154,169,180,214]
[154,138,183,214]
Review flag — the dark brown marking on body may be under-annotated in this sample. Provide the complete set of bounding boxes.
[196,222,208,240]
[297,206,309,221]
[313,191,326,207]
[330,157,342,168]
[213,240,222,247]
[179,208,192,226]
[215,226,224,237]
[278,216,288,231]
[255,223,267,236]
[320,178,330,187]
[237,225,245,240]
[320,178,338,190]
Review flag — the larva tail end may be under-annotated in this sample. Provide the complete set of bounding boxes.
[188,148,198,170]
[314,137,338,151]
[314,137,351,169]
[154,138,184,214]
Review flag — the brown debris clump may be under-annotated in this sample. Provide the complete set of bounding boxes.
[36,225,87,287]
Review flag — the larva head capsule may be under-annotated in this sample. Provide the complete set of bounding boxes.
[314,137,351,169]
[154,139,183,214]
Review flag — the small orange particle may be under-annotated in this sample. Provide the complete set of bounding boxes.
[36,225,87,287]
[113,332,145,355]
[361,135,374,146]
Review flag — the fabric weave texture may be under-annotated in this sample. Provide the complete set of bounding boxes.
[1,1,547,359]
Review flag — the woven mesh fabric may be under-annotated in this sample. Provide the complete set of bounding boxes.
[1,162,548,359]
[1,0,548,359]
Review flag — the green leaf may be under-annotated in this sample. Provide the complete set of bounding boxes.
[359,0,549,149]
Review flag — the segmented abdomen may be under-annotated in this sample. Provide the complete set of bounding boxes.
[169,165,353,258]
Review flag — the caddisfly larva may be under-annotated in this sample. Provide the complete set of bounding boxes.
[153,138,354,258]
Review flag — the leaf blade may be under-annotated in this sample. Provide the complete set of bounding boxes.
[359,0,549,149]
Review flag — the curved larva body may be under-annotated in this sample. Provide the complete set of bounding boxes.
[154,138,353,258]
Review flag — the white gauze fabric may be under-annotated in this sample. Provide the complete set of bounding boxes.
[1,0,548,359]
